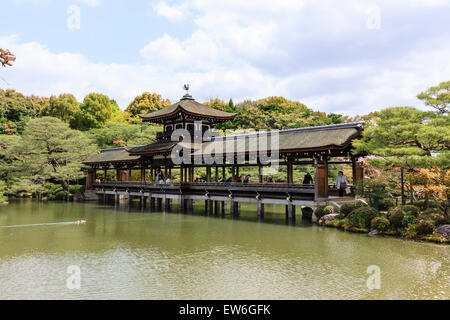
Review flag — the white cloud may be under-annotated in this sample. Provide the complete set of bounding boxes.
[153,1,187,22]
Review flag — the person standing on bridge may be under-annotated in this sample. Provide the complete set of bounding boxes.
[335,171,348,197]
[302,172,313,184]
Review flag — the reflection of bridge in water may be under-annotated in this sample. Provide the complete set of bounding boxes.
[92,181,357,221]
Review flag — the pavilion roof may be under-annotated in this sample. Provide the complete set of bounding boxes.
[83,147,141,165]
[139,98,237,123]
[192,122,364,156]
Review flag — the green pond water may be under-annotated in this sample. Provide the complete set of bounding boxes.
[0,199,448,300]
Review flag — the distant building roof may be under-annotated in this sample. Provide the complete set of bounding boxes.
[139,97,237,123]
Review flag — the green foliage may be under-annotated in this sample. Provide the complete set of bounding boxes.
[403,224,418,239]
[315,205,334,220]
[70,93,122,130]
[370,216,390,231]
[0,89,46,134]
[0,180,8,204]
[420,208,447,226]
[125,92,171,118]
[402,214,416,228]
[348,206,379,229]
[353,106,449,168]
[417,81,449,114]
[378,198,396,211]
[5,117,97,193]
[339,201,367,218]
[213,96,336,131]
[88,122,161,149]
[387,207,405,228]
[41,94,80,123]
[415,220,435,236]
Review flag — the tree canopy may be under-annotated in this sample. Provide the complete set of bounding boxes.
[125,92,171,118]
[41,93,80,123]
[70,93,122,130]
[417,81,450,114]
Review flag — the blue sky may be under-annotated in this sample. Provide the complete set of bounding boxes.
[1,0,449,115]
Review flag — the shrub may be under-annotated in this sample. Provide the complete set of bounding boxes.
[413,200,443,211]
[370,216,390,231]
[378,198,396,211]
[401,205,419,217]
[348,207,379,229]
[315,205,334,220]
[420,208,447,226]
[415,220,435,236]
[403,224,417,239]
[339,201,367,218]
[402,214,416,228]
[387,207,405,229]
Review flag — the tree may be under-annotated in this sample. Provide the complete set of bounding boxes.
[70,93,122,130]
[417,81,450,114]
[41,93,80,123]
[6,117,96,194]
[353,106,449,206]
[125,92,171,118]
[0,89,43,134]
[88,122,160,149]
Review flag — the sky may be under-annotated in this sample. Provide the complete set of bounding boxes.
[0,0,449,116]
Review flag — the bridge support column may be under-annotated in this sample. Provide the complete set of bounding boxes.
[162,194,167,211]
[114,192,120,205]
[257,201,264,217]
[230,201,240,216]
[214,201,219,215]
[205,199,213,215]
[140,194,146,209]
[286,203,295,220]
[156,198,162,210]
[221,201,226,215]
[178,195,185,212]
[128,194,132,206]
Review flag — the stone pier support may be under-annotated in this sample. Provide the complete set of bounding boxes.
[257,201,264,217]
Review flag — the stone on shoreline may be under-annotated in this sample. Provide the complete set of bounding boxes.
[437,225,450,238]
[321,213,339,222]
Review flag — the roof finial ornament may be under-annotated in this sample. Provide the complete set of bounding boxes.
[182,84,193,100]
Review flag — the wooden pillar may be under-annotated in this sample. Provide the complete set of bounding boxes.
[286,203,295,219]
[128,169,132,181]
[116,168,121,182]
[178,194,185,211]
[287,160,293,184]
[222,166,226,182]
[314,157,329,199]
[232,165,236,182]
[180,165,184,184]
[215,167,219,182]
[206,166,211,182]
[86,169,95,189]
[236,166,240,182]
[258,164,263,183]
[103,167,107,181]
[257,201,264,216]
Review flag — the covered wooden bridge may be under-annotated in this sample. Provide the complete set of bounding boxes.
[84,92,365,219]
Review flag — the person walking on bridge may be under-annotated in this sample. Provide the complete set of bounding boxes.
[335,171,348,197]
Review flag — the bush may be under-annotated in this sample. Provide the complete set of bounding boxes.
[378,198,396,211]
[348,207,379,229]
[402,214,416,228]
[420,208,447,226]
[315,205,334,220]
[413,200,443,211]
[415,220,435,236]
[403,224,417,239]
[388,205,419,229]
[401,205,419,216]
[339,201,367,219]
[370,216,390,231]
[387,207,405,229]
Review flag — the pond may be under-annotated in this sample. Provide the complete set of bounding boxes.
[0,200,448,299]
